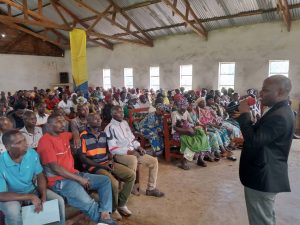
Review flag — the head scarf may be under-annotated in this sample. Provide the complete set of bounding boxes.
[176,98,188,109]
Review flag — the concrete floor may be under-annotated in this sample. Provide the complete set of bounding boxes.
[116,140,300,225]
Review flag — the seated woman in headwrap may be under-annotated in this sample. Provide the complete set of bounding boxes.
[208,95,242,140]
[171,98,211,170]
[197,96,236,160]
[138,103,165,156]
[212,95,243,147]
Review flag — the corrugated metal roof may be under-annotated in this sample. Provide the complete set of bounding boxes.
[0,0,300,49]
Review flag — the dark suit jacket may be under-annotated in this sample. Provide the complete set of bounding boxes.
[237,100,294,193]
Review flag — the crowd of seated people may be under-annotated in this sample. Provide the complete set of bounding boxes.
[0,85,261,225]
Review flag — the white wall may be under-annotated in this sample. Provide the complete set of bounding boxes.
[65,20,300,98]
[0,54,66,92]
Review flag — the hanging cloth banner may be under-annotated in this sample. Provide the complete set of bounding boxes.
[70,29,88,97]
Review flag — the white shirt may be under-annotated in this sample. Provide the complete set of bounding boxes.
[58,100,73,115]
[104,118,140,155]
[36,113,49,126]
[171,110,193,134]
[20,126,43,149]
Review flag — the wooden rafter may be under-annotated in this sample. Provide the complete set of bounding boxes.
[0,14,70,30]
[107,0,153,45]
[0,0,70,30]
[50,29,69,44]
[122,0,161,11]
[162,0,207,39]
[113,3,300,38]
[87,6,113,32]
[50,0,71,28]
[278,0,291,31]
[73,0,153,46]
[56,1,150,48]
[22,0,28,19]
[14,2,51,17]
[0,20,64,49]
[0,6,66,49]
[38,0,43,15]
[54,1,114,50]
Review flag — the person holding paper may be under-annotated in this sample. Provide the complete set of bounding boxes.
[0,130,63,225]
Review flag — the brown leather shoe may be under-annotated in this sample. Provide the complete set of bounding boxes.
[146,188,165,197]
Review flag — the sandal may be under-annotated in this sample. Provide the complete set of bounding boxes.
[227,155,237,161]
[197,158,207,167]
[178,163,191,170]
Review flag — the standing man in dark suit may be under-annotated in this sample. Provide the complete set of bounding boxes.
[236,75,294,225]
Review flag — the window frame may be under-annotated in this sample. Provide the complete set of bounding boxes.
[268,60,289,77]
[124,67,133,88]
[150,66,160,91]
[102,68,111,89]
[218,62,236,90]
[180,64,193,91]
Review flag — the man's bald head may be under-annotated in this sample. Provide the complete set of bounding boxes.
[261,75,292,107]
[265,75,292,96]
[0,117,13,132]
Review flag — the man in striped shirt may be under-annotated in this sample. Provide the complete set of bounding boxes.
[79,113,136,220]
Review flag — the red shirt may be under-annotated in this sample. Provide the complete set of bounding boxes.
[37,132,77,187]
[45,97,60,110]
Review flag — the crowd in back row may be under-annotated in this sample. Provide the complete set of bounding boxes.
[0,85,260,225]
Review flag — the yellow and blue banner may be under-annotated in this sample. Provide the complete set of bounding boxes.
[70,29,88,97]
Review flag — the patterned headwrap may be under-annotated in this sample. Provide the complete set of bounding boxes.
[176,98,189,109]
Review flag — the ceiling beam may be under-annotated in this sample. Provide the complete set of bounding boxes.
[0,20,65,49]
[278,0,291,31]
[113,3,300,37]
[56,1,150,48]
[71,0,113,33]
[0,14,71,30]
[162,0,207,39]
[50,0,71,28]
[60,0,161,26]
[54,1,114,50]
[122,0,161,11]
[13,2,51,17]
[22,0,28,19]
[38,0,43,15]
[73,0,153,46]
[107,0,153,44]
[1,0,70,30]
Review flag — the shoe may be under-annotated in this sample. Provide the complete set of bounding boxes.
[197,158,207,167]
[146,188,165,197]
[111,210,122,221]
[97,218,119,225]
[118,205,132,217]
[203,155,214,162]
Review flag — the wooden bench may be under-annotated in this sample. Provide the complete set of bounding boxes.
[163,113,183,162]
[128,107,149,148]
